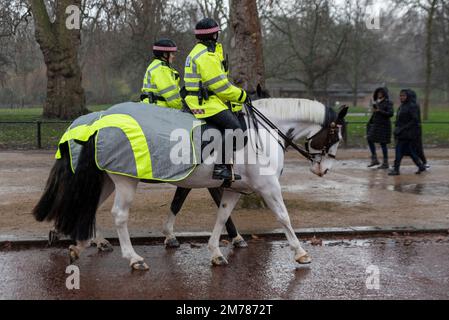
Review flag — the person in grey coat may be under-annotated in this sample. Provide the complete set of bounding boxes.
[367,87,394,169]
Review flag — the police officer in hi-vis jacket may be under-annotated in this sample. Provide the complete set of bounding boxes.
[141,39,182,109]
[183,18,248,181]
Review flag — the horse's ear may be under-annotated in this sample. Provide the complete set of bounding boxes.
[338,105,349,120]
[257,84,262,97]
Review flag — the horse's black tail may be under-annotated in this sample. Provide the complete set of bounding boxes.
[32,142,73,222]
[32,135,104,241]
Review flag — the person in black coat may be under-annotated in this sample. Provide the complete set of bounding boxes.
[367,87,394,169]
[388,89,426,176]
[405,89,428,167]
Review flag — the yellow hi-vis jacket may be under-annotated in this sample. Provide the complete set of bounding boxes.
[142,59,182,109]
[184,42,246,118]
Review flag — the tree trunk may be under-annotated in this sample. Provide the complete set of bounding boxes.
[229,0,266,93]
[423,0,438,121]
[30,0,87,119]
[228,0,267,209]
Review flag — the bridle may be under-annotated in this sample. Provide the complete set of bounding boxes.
[244,101,343,163]
[305,121,341,161]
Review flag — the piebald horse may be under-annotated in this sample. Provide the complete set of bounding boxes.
[33,98,348,270]
[46,88,272,250]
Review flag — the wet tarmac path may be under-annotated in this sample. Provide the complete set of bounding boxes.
[1,234,449,299]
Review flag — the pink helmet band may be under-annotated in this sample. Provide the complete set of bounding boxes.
[153,46,177,52]
[194,26,221,35]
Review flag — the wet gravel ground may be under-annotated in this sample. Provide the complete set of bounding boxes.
[1,150,449,239]
[1,234,448,300]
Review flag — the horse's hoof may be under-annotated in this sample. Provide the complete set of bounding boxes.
[131,260,149,271]
[69,245,80,264]
[211,256,228,266]
[164,238,180,248]
[296,253,312,264]
[97,241,114,252]
[48,230,60,246]
[232,238,248,248]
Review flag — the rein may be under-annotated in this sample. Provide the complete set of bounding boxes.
[244,102,313,161]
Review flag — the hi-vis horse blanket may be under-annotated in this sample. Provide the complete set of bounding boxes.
[56,102,204,182]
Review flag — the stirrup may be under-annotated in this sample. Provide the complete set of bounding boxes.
[222,165,242,188]
[212,165,241,181]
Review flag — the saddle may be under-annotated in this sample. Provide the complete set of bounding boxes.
[181,105,248,162]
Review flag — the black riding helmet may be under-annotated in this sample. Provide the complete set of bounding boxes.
[195,18,221,41]
[153,38,177,60]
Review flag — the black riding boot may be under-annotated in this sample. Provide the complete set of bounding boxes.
[207,110,243,182]
[212,164,241,181]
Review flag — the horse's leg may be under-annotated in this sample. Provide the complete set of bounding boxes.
[164,187,247,249]
[91,175,115,252]
[208,188,247,248]
[257,179,311,264]
[48,228,61,246]
[49,229,110,250]
[109,174,149,271]
[69,240,91,263]
[163,187,192,248]
[92,230,113,252]
[208,191,241,266]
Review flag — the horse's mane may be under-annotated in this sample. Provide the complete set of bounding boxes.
[252,98,327,125]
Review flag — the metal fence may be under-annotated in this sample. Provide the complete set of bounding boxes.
[343,121,449,148]
[0,120,448,149]
[0,120,70,149]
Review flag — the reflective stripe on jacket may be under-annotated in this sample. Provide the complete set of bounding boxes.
[183,42,246,118]
[142,59,182,109]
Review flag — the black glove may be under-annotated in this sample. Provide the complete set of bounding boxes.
[244,93,251,104]
[222,55,229,72]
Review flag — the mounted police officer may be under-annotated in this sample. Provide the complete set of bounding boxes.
[183,18,248,181]
[141,39,182,109]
